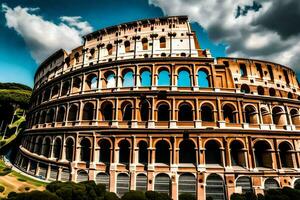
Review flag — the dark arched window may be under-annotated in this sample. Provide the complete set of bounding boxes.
[140,100,150,121]
[201,104,214,122]
[155,174,170,195]
[178,103,193,121]
[106,72,116,88]
[40,111,47,124]
[119,140,130,164]
[101,102,113,121]
[57,106,65,122]
[68,105,78,121]
[198,69,210,87]
[206,174,226,200]
[240,63,247,77]
[279,142,293,168]
[245,105,257,124]
[179,140,196,163]
[35,137,43,154]
[223,104,236,123]
[124,40,130,53]
[123,70,134,87]
[288,92,293,99]
[159,37,166,48]
[51,85,59,99]
[241,84,250,93]
[42,138,51,157]
[72,77,81,93]
[122,103,132,121]
[290,109,300,125]
[257,86,264,95]
[53,138,62,159]
[264,178,279,190]
[155,140,170,164]
[142,38,148,50]
[158,69,170,86]
[80,138,91,162]
[272,107,285,125]
[205,140,222,165]
[43,89,51,102]
[65,138,74,161]
[157,104,170,121]
[140,70,151,87]
[230,140,245,167]
[254,141,272,168]
[107,44,113,55]
[46,109,55,123]
[82,102,94,120]
[99,139,111,163]
[269,88,276,96]
[138,141,148,164]
[178,69,191,87]
[86,74,98,90]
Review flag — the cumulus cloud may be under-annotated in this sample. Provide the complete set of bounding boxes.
[1,4,93,63]
[149,0,300,72]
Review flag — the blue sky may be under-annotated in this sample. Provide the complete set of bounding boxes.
[0,0,226,88]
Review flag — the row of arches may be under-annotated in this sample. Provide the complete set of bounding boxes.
[241,84,296,99]
[23,136,297,169]
[31,100,300,127]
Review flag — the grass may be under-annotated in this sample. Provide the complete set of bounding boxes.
[10,171,46,187]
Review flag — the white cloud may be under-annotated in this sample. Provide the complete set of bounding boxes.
[1,4,93,63]
[149,0,300,72]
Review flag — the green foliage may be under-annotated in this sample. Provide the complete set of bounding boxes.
[0,185,5,192]
[17,178,26,182]
[231,193,246,200]
[0,83,31,91]
[121,191,146,200]
[103,192,120,200]
[145,191,171,200]
[7,190,60,200]
[178,193,196,200]
[0,167,11,176]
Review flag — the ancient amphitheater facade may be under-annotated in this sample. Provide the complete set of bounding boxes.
[14,16,300,200]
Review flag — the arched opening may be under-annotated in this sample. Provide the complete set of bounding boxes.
[290,109,300,125]
[107,44,113,55]
[46,109,55,123]
[122,102,132,121]
[136,174,147,192]
[53,138,62,159]
[140,70,151,87]
[119,140,130,164]
[157,104,170,121]
[272,107,286,125]
[178,173,196,197]
[72,77,81,93]
[179,140,196,163]
[254,141,273,168]
[288,92,293,99]
[82,102,94,120]
[43,89,51,102]
[65,138,74,162]
[279,142,294,168]
[245,105,258,124]
[264,178,279,190]
[142,38,148,50]
[77,170,88,182]
[99,139,111,163]
[68,104,78,121]
[159,37,166,48]
[105,72,116,88]
[89,48,95,59]
[205,140,222,165]
[138,141,148,164]
[86,74,98,90]
[40,111,47,124]
[223,104,236,123]
[241,84,250,93]
[240,64,247,77]
[42,138,51,157]
[261,107,272,124]
[124,40,130,53]
[269,88,276,96]
[74,52,80,64]
[122,70,134,87]
[80,138,91,162]
[206,174,226,200]
[257,86,264,95]
[35,138,43,154]
[51,85,59,98]
[158,69,170,86]
[178,103,193,121]
[101,102,113,121]
[155,140,170,164]
[154,173,170,195]
[61,81,70,96]
[56,107,65,122]
[236,176,252,193]
[201,103,214,122]
[230,140,246,167]
[117,173,129,197]
[198,69,210,87]
[96,173,109,190]
[177,69,191,87]
[140,100,150,121]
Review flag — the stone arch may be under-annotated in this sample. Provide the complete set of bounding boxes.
[121,101,133,121]
[51,85,59,98]
[272,106,286,125]
[42,137,51,157]
[116,173,130,197]
[178,102,193,121]
[261,106,272,124]
[122,69,134,87]
[159,36,166,48]
[119,140,130,164]
[77,170,89,182]
[65,137,74,162]
[157,102,170,121]
[141,38,148,50]
[178,173,196,197]
[104,71,116,88]
[236,176,252,193]
[179,139,196,163]
[124,40,131,53]
[72,77,81,93]
[257,86,264,95]
[106,44,113,55]
[56,106,66,122]
[68,104,78,121]
[140,99,150,121]
[244,104,258,124]
[230,140,246,167]
[264,178,280,190]
[96,173,110,190]
[278,141,294,168]
[85,73,98,90]
[241,84,250,93]
[138,140,148,164]
[100,101,114,121]
[254,140,273,168]
[46,108,55,123]
[53,137,62,160]
[290,108,300,125]
[198,68,210,87]
[157,68,170,86]
[80,138,91,162]
[269,88,276,96]
[155,140,170,164]
[140,68,151,87]
[34,137,43,154]
[223,103,237,123]
[205,140,222,165]
[136,173,147,192]
[201,102,214,122]
[61,81,70,96]
[206,173,226,200]
[154,173,170,195]
[177,68,191,87]
[82,102,94,120]
[40,110,47,124]
[99,139,111,163]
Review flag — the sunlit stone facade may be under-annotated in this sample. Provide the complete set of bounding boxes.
[14,16,300,200]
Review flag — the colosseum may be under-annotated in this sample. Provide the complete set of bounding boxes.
[14,16,300,200]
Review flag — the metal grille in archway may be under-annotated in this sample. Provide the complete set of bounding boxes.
[96,173,110,190]
[77,170,89,182]
[154,173,171,195]
[236,176,252,193]
[206,174,226,200]
[178,173,196,196]
[264,178,279,190]
[136,174,147,192]
[117,173,130,197]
